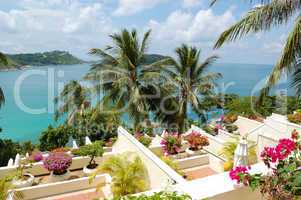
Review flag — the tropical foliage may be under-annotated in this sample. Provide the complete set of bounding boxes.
[184,131,209,151]
[220,137,257,171]
[230,130,301,200]
[73,141,104,168]
[93,153,149,197]
[0,139,35,167]
[85,29,160,131]
[148,44,221,133]
[0,176,23,200]
[213,0,301,101]
[110,191,191,200]
[39,125,77,151]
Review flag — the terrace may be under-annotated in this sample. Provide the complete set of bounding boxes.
[1,113,300,200]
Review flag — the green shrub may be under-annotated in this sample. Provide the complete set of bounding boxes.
[74,141,104,168]
[110,191,191,200]
[225,124,238,133]
[39,125,77,151]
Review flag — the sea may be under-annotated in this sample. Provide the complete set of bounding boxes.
[0,63,292,143]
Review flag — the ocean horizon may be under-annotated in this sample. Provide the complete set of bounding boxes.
[0,63,292,143]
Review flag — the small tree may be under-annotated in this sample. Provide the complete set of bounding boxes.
[92,153,149,197]
[76,141,104,169]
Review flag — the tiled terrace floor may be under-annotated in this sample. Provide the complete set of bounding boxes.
[184,166,217,180]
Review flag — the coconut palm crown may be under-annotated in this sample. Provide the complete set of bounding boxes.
[148,44,221,132]
[54,80,91,125]
[85,29,164,130]
[213,0,301,102]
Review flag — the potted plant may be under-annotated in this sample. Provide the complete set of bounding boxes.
[135,132,152,147]
[76,141,104,175]
[225,124,239,134]
[184,131,209,151]
[29,151,43,162]
[43,152,72,182]
[160,132,182,156]
[223,114,238,124]
[229,130,301,200]
[12,159,34,188]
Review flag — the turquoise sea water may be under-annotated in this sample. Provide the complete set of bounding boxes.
[0,63,291,142]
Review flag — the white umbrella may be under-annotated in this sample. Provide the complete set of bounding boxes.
[72,140,79,149]
[85,136,92,145]
[14,154,20,166]
[66,136,74,148]
[233,137,248,167]
[25,152,30,158]
[7,158,14,167]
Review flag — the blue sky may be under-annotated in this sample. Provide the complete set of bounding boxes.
[0,0,292,64]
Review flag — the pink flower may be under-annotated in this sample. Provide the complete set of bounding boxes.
[291,130,299,140]
[229,166,250,184]
[260,138,296,165]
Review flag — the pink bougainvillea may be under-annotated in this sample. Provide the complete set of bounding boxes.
[160,131,182,156]
[229,130,301,199]
[43,152,72,175]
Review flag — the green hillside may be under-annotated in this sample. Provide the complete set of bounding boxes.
[7,51,84,67]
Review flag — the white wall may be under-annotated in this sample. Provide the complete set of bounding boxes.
[112,127,186,190]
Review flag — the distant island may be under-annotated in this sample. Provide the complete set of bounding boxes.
[0,51,168,71]
[0,51,84,71]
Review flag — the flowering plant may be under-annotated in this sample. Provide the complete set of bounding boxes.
[229,130,301,200]
[160,131,182,156]
[135,132,152,147]
[43,152,72,175]
[184,131,209,151]
[30,151,43,162]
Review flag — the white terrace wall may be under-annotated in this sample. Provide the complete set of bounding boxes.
[234,116,263,141]
[13,174,111,200]
[112,126,186,190]
[0,152,115,179]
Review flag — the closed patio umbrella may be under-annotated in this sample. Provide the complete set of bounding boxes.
[85,136,92,145]
[72,140,79,149]
[7,158,14,167]
[233,137,248,167]
[14,154,20,166]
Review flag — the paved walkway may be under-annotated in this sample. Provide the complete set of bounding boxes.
[184,166,217,180]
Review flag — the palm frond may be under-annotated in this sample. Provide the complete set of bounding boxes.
[214,1,301,48]
[258,15,301,102]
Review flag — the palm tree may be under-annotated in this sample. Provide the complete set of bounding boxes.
[213,0,301,101]
[85,29,163,130]
[149,44,221,133]
[93,153,148,197]
[0,52,7,108]
[54,80,90,125]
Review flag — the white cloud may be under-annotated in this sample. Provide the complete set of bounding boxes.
[182,0,202,8]
[149,9,235,43]
[0,0,112,58]
[114,0,167,16]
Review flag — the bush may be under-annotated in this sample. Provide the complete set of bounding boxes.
[160,132,182,156]
[112,191,192,200]
[288,112,301,124]
[223,114,238,124]
[43,152,72,175]
[225,124,238,133]
[184,131,209,151]
[135,133,152,147]
[75,141,104,168]
[39,125,77,151]
[0,139,18,167]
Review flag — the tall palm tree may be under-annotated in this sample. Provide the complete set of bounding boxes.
[85,29,162,130]
[149,44,221,133]
[54,80,90,125]
[213,0,301,101]
[0,52,7,108]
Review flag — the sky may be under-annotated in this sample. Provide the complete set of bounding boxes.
[0,0,293,64]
